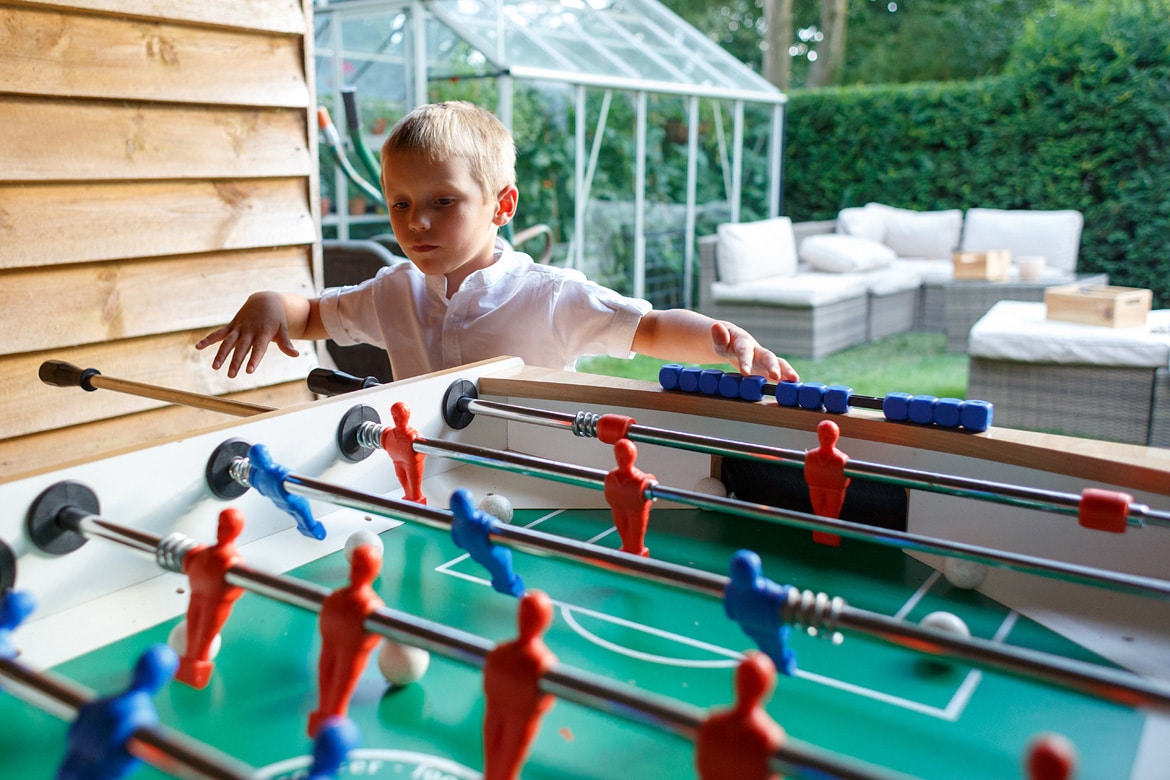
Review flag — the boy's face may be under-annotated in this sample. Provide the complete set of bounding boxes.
[381,150,517,293]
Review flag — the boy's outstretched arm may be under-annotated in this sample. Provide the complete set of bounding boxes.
[196,291,327,378]
[631,310,799,382]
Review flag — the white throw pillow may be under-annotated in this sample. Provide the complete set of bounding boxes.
[800,234,896,273]
[836,207,886,242]
[715,217,797,285]
[865,203,963,259]
[960,208,1083,274]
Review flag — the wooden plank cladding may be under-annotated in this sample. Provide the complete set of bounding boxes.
[0,97,311,182]
[0,381,315,479]
[4,0,308,35]
[0,0,321,472]
[0,248,315,356]
[0,179,316,269]
[1,330,319,440]
[0,5,309,107]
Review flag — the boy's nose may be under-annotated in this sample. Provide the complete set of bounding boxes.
[408,211,429,231]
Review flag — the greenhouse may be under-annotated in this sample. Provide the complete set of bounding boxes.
[314,0,786,307]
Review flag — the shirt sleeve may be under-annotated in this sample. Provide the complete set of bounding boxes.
[553,276,652,360]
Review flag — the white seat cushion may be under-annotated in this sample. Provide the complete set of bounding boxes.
[960,208,1083,275]
[800,234,895,273]
[711,273,868,308]
[890,258,954,285]
[715,217,797,286]
[865,203,963,260]
[969,301,1170,367]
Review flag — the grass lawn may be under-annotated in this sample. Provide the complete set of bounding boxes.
[576,331,969,399]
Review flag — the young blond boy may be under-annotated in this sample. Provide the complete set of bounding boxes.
[198,101,797,383]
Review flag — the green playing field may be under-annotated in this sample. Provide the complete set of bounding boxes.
[1,507,1145,779]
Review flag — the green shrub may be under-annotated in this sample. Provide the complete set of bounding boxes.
[785,0,1170,305]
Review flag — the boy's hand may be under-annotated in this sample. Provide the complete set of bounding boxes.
[711,322,799,382]
[195,292,301,378]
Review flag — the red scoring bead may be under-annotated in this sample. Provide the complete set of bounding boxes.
[596,413,636,444]
[1077,487,1131,533]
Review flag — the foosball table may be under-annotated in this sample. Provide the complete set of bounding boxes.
[2,356,1169,780]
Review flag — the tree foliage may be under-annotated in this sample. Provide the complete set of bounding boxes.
[661,0,1060,88]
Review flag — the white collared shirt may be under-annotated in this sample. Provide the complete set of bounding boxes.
[319,245,651,379]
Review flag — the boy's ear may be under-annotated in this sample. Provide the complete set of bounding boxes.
[492,185,519,227]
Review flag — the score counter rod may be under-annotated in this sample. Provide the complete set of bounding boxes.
[24,486,897,780]
[442,382,1170,530]
[0,657,257,779]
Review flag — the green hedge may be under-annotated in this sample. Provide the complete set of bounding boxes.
[783,0,1170,305]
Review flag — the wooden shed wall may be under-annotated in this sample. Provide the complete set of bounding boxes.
[0,0,323,476]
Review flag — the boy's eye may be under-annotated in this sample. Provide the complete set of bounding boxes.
[390,201,408,210]
[435,197,455,207]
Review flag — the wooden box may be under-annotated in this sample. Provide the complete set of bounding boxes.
[952,249,1012,281]
[1045,284,1152,328]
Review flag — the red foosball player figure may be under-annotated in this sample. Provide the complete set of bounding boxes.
[604,439,656,557]
[695,651,785,780]
[177,508,246,689]
[482,589,558,780]
[308,543,385,737]
[380,401,427,504]
[804,419,851,546]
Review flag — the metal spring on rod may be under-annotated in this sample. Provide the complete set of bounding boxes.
[356,421,383,451]
[571,411,603,438]
[156,532,199,573]
[228,457,252,489]
[783,588,846,644]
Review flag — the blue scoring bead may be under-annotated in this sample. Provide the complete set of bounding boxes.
[775,381,801,407]
[718,373,743,398]
[738,375,766,402]
[658,363,683,391]
[883,392,913,421]
[678,367,702,393]
[934,397,963,428]
[823,385,854,415]
[698,369,724,395]
[907,395,938,425]
[960,400,994,433]
[797,382,827,411]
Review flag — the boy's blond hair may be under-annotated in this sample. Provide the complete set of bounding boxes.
[381,101,516,199]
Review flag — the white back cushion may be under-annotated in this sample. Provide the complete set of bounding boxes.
[960,208,1083,274]
[836,207,886,242]
[800,234,895,273]
[715,217,797,285]
[865,203,963,259]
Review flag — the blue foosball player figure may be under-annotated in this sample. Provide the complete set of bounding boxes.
[308,716,361,779]
[450,488,525,597]
[723,550,798,676]
[57,643,179,780]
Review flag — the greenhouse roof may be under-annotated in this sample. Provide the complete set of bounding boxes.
[317,0,784,104]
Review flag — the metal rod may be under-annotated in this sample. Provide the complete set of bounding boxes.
[285,476,1170,713]
[457,395,1170,528]
[390,436,1170,602]
[52,509,901,780]
[38,360,273,418]
[0,657,257,779]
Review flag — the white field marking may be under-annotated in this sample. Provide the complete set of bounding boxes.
[586,526,618,545]
[433,548,1006,722]
[894,569,942,620]
[433,508,567,575]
